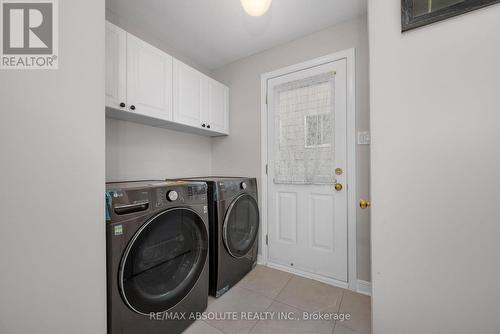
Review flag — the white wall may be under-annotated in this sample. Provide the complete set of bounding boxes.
[369,2,500,333]
[211,16,371,281]
[106,119,211,181]
[0,1,106,333]
[104,12,213,182]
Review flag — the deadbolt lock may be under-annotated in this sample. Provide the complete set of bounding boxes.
[335,168,343,175]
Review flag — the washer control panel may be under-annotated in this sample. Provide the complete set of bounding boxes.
[106,181,208,221]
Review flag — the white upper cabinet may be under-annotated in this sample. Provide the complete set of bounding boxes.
[105,22,126,110]
[127,34,173,121]
[105,21,228,136]
[173,59,204,128]
[173,61,229,134]
[207,78,229,134]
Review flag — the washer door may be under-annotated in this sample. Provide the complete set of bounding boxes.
[223,194,260,258]
[119,208,208,315]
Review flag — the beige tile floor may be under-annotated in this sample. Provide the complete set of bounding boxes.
[184,265,371,334]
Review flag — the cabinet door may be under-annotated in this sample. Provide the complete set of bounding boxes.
[105,22,126,110]
[173,59,204,128]
[208,79,229,134]
[127,34,173,121]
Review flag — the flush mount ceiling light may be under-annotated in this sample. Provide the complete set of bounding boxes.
[240,0,272,16]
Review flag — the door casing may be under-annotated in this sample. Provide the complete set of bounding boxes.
[260,49,358,291]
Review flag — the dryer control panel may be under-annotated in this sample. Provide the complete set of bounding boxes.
[216,178,257,201]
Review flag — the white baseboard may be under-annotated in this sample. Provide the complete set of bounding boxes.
[266,261,349,290]
[357,279,372,296]
[256,258,370,296]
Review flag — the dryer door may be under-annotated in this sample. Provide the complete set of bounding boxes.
[223,194,260,258]
[119,208,208,315]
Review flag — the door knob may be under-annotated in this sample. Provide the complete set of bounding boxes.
[359,199,371,209]
[334,183,343,191]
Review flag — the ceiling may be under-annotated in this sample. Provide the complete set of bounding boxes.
[106,0,367,70]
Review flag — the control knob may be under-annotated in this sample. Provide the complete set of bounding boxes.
[167,190,179,202]
[241,182,247,190]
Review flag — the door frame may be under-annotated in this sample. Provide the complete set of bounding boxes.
[260,49,358,291]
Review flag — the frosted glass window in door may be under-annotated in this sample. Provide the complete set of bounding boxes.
[273,72,335,184]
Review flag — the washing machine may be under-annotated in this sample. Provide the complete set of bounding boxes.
[105,180,209,334]
[176,177,259,297]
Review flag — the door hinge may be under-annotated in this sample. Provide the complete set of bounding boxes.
[265,234,269,245]
[265,164,268,175]
[265,93,268,105]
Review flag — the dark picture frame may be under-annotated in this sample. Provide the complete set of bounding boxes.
[402,0,500,31]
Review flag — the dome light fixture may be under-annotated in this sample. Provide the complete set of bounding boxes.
[240,0,272,17]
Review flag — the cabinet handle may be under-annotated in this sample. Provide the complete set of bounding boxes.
[130,105,136,111]
[119,102,126,108]
[207,125,211,129]
[202,124,206,128]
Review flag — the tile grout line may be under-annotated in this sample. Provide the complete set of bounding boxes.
[266,274,317,312]
[201,319,225,334]
[332,289,348,334]
[272,273,347,316]
[203,267,364,334]
[271,273,346,333]
[272,272,294,302]
[268,274,316,312]
[239,271,295,333]
[201,281,279,334]
[235,270,294,301]
[249,287,289,333]
[250,273,294,333]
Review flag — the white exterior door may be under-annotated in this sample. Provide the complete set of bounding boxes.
[267,59,348,282]
[105,22,126,110]
[126,34,173,121]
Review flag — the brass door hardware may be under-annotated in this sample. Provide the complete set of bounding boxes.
[359,199,371,209]
[335,168,343,175]
[334,183,343,191]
